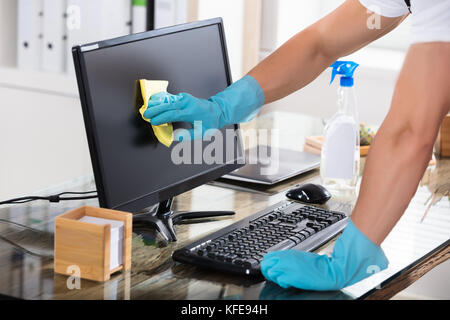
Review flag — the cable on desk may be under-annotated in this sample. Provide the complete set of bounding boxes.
[0,190,98,205]
[0,190,98,260]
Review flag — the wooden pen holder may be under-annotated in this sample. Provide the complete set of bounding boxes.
[54,206,132,282]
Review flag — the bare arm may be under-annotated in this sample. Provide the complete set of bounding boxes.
[248,0,407,103]
[247,0,450,246]
[352,42,450,245]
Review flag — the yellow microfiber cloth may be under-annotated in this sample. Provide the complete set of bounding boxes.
[138,79,173,147]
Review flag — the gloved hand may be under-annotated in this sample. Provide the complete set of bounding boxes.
[143,75,265,140]
[260,218,389,291]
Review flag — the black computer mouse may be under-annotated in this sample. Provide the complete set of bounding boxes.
[285,183,331,204]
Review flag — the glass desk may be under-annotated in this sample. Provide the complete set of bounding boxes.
[0,112,448,300]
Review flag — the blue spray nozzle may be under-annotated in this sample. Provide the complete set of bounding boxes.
[329,61,359,87]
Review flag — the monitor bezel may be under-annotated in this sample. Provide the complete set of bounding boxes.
[72,18,245,212]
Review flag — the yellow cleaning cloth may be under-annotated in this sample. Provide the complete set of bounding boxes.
[138,79,173,147]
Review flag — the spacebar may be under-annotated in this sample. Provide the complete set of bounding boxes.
[267,239,296,252]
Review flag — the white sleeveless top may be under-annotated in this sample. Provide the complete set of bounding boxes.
[359,0,450,43]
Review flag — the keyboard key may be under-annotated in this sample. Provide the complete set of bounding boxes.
[280,223,296,229]
[298,231,309,239]
[232,259,241,266]
[252,253,263,260]
[289,236,302,244]
[307,223,322,232]
[296,233,307,241]
[243,259,259,269]
[325,216,339,224]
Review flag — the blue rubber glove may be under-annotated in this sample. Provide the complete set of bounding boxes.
[260,219,389,291]
[143,75,265,140]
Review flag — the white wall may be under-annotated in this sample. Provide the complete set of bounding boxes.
[154,0,188,28]
[260,58,401,127]
[197,0,245,81]
[0,87,92,199]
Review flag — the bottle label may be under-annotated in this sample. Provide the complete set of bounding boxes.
[324,122,356,180]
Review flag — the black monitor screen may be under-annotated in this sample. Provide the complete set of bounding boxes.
[75,20,244,212]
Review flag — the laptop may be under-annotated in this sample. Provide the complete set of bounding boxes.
[222,145,320,185]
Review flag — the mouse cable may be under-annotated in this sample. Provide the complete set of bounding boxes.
[0,190,98,206]
[0,190,97,260]
[0,190,98,232]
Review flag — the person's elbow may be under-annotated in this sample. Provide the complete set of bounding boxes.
[408,128,436,156]
[389,120,437,159]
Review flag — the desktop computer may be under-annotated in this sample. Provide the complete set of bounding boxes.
[73,18,244,242]
[73,18,348,276]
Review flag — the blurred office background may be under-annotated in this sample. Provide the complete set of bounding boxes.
[0,0,447,299]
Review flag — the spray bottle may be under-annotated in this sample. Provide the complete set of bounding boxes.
[320,61,360,194]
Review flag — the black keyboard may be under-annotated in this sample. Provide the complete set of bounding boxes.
[172,200,348,276]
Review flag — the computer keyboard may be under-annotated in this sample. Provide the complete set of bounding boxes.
[172,200,348,276]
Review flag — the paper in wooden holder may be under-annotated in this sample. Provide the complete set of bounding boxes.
[54,206,132,282]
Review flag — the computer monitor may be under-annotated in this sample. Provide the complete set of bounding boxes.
[72,18,245,241]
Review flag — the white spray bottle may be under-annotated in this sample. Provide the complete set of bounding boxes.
[320,61,360,194]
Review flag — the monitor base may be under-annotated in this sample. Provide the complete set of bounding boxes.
[132,198,235,242]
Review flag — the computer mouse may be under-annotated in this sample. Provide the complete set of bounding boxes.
[285,183,331,204]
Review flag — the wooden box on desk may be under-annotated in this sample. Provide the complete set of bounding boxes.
[54,206,132,282]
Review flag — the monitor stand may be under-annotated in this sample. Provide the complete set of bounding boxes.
[132,198,235,242]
